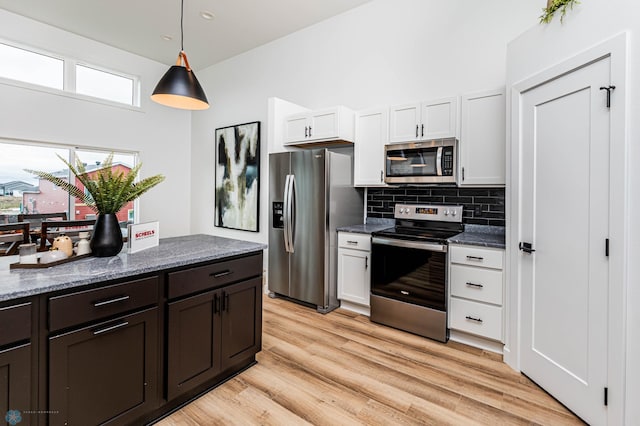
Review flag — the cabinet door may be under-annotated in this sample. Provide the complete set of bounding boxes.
[459,89,505,186]
[220,278,262,371]
[0,344,31,425]
[49,307,158,426]
[389,103,421,143]
[308,108,340,141]
[337,248,370,307]
[421,96,458,139]
[354,108,388,186]
[166,291,221,401]
[283,113,309,143]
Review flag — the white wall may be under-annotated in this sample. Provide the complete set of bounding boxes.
[0,9,192,237]
[506,1,639,423]
[190,0,541,245]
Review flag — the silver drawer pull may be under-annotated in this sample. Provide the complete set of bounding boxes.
[93,295,130,307]
[465,316,483,323]
[346,240,359,245]
[211,270,232,278]
[466,255,484,261]
[465,282,484,289]
[93,321,129,335]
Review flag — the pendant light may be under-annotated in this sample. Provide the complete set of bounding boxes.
[151,0,209,110]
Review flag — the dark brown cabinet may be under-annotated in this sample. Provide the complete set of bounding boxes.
[48,307,158,426]
[0,301,32,426]
[166,276,262,401]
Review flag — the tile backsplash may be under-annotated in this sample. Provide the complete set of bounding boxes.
[367,187,505,226]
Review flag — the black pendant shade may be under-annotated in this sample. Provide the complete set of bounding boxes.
[151,0,209,110]
[151,52,209,110]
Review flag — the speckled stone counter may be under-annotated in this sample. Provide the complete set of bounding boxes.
[0,234,266,302]
[448,225,505,249]
[337,218,394,235]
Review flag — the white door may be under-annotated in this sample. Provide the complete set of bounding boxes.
[283,113,309,144]
[354,108,388,186]
[421,97,457,140]
[520,57,610,424]
[309,108,339,141]
[459,89,505,186]
[389,103,420,143]
[337,248,370,306]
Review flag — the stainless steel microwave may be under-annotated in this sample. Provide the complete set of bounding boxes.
[384,138,457,184]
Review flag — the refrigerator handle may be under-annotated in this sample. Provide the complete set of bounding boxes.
[288,174,296,253]
[283,174,291,253]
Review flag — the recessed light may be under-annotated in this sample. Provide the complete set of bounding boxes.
[161,35,173,41]
[200,10,215,20]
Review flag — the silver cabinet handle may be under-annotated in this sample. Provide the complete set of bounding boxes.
[93,321,129,335]
[465,316,483,323]
[211,270,232,278]
[93,295,130,307]
[465,282,484,288]
[466,255,484,261]
[365,256,368,269]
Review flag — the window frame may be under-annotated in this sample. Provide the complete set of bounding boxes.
[0,38,141,110]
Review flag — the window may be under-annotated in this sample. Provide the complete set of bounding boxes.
[0,141,137,229]
[76,65,134,105]
[0,40,138,107]
[0,42,63,90]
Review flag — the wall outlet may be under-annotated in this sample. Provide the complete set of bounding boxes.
[474,205,483,216]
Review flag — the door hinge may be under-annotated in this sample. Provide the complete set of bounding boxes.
[606,238,610,257]
[599,85,615,108]
[604,387,608,406]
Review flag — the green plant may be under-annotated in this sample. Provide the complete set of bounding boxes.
[540,0,580,24]
[25,153,165,214]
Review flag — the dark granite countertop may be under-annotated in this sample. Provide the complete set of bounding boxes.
[0,234,266,302]
[448,225,505,249]
[337,218,394,235]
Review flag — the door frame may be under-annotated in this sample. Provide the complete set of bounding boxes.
[506,32,628,424]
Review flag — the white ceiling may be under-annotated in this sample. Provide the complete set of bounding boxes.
[0,0,372,71]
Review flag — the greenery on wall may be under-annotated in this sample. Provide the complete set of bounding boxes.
[540,0,580,24]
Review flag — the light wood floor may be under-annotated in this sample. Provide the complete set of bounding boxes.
[157,296,584,425]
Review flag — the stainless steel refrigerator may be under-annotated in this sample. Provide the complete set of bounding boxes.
[268,149,364,313]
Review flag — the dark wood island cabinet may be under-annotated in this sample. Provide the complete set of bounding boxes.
[0,235,265,426]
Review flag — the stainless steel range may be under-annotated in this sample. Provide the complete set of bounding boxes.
[370,203,463,342]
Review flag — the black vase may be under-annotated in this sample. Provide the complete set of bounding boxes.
[90,213,124,257]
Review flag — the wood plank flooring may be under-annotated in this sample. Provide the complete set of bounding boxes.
[157,296,584,425]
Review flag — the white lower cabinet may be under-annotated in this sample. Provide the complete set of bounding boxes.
[337,232,371,315]
[448,244,505,350]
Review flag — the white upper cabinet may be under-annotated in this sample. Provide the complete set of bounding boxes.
[354,107,388,187]
[283,106,355,145]
[389,97,458,143]
[459,88,506,186]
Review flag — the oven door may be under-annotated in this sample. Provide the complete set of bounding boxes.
[371,237,447,311]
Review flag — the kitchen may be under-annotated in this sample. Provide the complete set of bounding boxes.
[0,0,638,425]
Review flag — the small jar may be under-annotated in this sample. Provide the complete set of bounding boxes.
[18,243,38,264]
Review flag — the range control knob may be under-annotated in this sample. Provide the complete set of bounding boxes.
[452,210,457,217]
[444,210,449,216]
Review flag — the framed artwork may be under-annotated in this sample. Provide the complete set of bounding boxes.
[214,121,260,232]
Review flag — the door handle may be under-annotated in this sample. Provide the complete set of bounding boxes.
[421,124,424,137]
[465,282,483,289]
[415,125,419,138]
[365,256,368,269]
[519,242,535,254]
[465,316,483,323]
[304,126,308,138]
[211,270,232,278]
[93,295,130,307]
[93,321,129,335]
[466,255,484,261]
[288,174,296,253]
[283,175,292,252]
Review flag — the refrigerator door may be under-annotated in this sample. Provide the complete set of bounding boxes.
[289,150,328,307]
[268,153,291,297]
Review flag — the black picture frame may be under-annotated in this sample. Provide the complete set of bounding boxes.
[214,121,260,232]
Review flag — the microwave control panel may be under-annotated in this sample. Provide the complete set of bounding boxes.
[442,146,454,176]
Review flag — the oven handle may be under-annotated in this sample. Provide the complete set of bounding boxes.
[372,237,447,253]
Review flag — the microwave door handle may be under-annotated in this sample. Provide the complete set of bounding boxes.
[436,147,443,176]
[283,175,291,252]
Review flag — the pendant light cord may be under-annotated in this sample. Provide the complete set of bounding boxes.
[180,0,184,52]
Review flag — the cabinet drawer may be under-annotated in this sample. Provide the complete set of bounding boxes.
[338,232,371,251]
[450,265,503,305]
[49,276,159,332]
[0,302,31,347]
[450,245,503,270]
[168,253,262,299]
[449,298,502,341]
